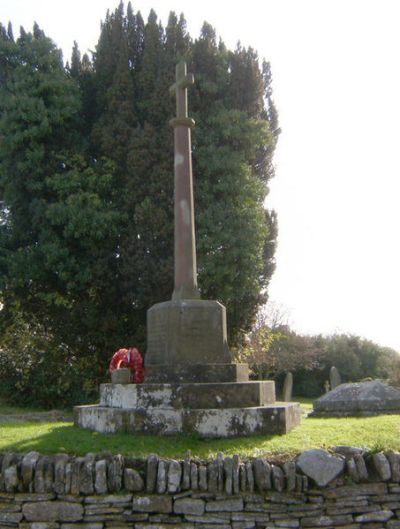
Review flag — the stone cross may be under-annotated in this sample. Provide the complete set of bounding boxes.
[169,61,200,300]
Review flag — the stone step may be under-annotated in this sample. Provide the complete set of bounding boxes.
[144,363,249,383]
[99,381,275,410]
[74,402,301,437]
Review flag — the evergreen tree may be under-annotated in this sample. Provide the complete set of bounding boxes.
[0,8,280,406]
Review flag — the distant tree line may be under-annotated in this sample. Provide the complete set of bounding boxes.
[0,3,279,407]
[243,317,400,397]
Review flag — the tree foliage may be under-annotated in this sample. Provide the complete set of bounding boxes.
[243,309,400,397]
[0,4,279,406]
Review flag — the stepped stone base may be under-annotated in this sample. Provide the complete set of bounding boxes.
[144,363,249,383]
[74,380,301,437]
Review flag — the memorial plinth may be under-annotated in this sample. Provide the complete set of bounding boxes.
[74,61,301,437]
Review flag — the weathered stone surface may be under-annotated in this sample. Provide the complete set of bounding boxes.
[206,498,244,512]
[346,458,359,482]
[23,502,83,522]
[30,523,60,529]
[174,498,205,515]
[272,465,285,492]
[70,458,83,495]
[232,455,240,495]
[284,462,296,492]
[156,461,167,494]
[224,457,233,495]
[198,465,207,491]
[123,468,144,492]
[85,495,131,504]
[388,453,400,482]
[54,455,69,495]
[297,449,345,487]
[253,459,268,492]
[80,459,94,495]
[0,512,23,524]
[35,457,54,493]
[107,456,123,492]
[182,452,191,491]
[167,460,181,494]
[94,461,107,495]
[190,462,199,491]
[132,495,172,513]
[354,454,369,481]
[245,462,254,493]
[146,455,158,493]
[207,463,218,493]
[185,513,230,523]
[371,453,391,481]
[16,493,55,502]
[111,368,130,384]
[301,514,353,526]
[21,452,41,492]
[61,524,103,529]
[216,452,224,493]
[333,446,364,459]
[313,380,400,417]
[4,467,18,493]
[323,482,387,498]
[354,510,394,522]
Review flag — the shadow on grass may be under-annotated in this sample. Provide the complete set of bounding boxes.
[0,421,284,459]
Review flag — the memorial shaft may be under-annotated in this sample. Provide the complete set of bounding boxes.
[169,62,200,300]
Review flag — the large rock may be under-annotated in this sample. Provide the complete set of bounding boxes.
[296,449,345,487]
[312,380,400,417]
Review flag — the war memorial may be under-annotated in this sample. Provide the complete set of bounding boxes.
[74,62,301,437]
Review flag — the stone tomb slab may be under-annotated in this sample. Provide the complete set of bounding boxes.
[311,380,400,417]
[74,401,301,437]
[99,381,276,409]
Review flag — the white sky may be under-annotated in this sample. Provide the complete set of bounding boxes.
[1,0,400,352]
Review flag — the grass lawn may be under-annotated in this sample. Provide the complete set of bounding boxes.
[1,399,400,459]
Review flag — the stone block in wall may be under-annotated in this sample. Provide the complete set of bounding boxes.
[174,498,205,515]
[198,465,207,492]
[61,522,103,529]
[296,450,345,487]
[135,525,194,529]
[370,453,391,481]
[84,495,132,504]
[207,463,218,493]
[245,462,254,493]
[156,461,167,494]
[167,460,182,494]
[300,514,354,526]
[323,483,387,499]
[253,459,270,493]
[182,452,191,491]
[0,512,23,524]
[232,521,256,529]
[387,520,400,529]
[272,466,285,492]
[146,455,158,494]
[4,467,18,493]
[21,453,41,492]
[23,502,84,522]
[123,468,144,492]
[94,461,107,495]
[205,498,244,512]
[190,462,199,491]
[354,454,369,482]
[132,495,172,513]
[354,510,394,523]
[232,455,240,495]
[223,457,233,495]
[107,456,123,492]
[388,453,400,482]
[54,455,69,495]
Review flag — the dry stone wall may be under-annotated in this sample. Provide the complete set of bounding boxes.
[1,449,400,529]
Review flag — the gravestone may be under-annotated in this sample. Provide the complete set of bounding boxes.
[74,62,301,437]
[283,372,293,402]
[329,366,341,389]
[311,380,400,417]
